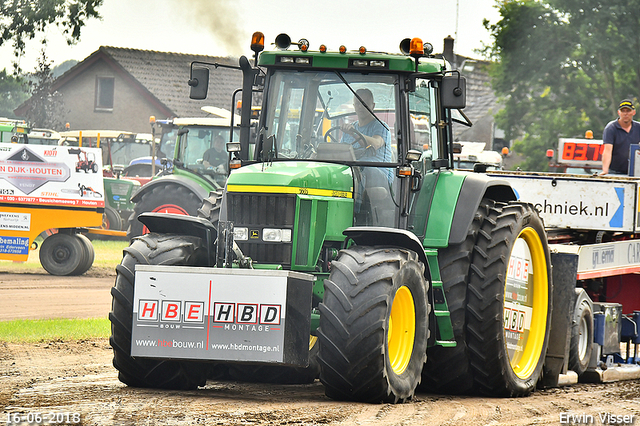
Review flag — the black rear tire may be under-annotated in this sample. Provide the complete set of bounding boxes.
[420,199,490,394]
[109,233,210,389]
[466,202,552,396]
[127,184,202,239]
[318,246,429,403]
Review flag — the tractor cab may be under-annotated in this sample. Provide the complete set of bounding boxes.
[191,33,469,230]
[172,115,240,187]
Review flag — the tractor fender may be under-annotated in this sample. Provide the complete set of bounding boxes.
[448,173,517,245]
[343,226,435,344]
[129,175,210,204]
[343,226,430,277]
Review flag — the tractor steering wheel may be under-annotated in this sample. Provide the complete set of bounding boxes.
[324,126,373,159]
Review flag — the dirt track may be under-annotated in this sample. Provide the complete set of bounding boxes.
[0,268,114,321]
[1,270,640,425]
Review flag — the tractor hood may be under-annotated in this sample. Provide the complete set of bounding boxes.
[226,162,354,195]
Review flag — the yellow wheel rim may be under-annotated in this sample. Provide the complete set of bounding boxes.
[388,285,416,375]
[309,335,317,351]
[504,227,549,379]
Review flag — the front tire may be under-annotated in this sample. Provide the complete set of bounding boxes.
[466,202,552,396]
[197,189,223,225]
[109,233,209,389]
[103,205,123,231]
[318,246,429,403]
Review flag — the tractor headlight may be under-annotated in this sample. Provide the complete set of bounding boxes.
[263,228,292,243]
[234,227,248,241]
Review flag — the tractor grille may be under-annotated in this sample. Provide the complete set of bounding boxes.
[110,182,133,196]
[227,192,296,266]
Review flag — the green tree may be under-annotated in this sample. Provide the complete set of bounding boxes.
[0,69,29,118]
[484,0,640,171]
[1,0,102,73]
[22,51,66,130]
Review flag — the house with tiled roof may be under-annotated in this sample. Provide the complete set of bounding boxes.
[15,41,504,152]
[14,46,243,133]
[437,36,505,151]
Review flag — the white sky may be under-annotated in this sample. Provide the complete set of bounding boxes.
[0,0,501,73]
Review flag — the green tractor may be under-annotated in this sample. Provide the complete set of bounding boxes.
[109,33,553,402]
[125,112,239,239]
[0,118,29,143]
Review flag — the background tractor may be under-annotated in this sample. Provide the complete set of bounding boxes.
[125,109,240,239]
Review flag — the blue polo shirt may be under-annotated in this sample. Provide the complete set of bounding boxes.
[602,119,640,173]
[342,119,393,183]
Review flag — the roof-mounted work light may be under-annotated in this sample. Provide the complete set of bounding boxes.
[275,33,310,51]
[275,33,291,50]
[400,38,411,55]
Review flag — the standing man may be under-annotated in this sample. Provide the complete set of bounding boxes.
[601,99,640,175]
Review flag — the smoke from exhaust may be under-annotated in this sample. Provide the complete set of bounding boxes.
[172,0,247,56]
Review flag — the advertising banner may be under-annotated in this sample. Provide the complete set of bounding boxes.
[489,173,636,232]
[131,265,314,365]
[0,143,104,209]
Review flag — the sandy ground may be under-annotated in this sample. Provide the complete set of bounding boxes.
[1,270,640,425]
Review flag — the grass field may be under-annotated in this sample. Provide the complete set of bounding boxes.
[0,318,111,342]
[0,238,127,342]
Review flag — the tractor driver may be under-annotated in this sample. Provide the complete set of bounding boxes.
[340,88,393,179]
[340,88,395,224]
[203,134,228,172]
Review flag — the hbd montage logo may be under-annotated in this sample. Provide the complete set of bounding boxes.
[136,300,282,331]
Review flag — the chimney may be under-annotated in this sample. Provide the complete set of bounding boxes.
[443,35,455,65]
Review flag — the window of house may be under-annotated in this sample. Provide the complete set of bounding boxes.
[95,77,115,111]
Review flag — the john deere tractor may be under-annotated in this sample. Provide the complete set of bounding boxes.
[109,33,553,403]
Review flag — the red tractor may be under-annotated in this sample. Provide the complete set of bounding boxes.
[69,148,99,173]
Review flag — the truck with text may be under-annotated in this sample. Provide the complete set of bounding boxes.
[109,32,640,403]
[0,143,104,275]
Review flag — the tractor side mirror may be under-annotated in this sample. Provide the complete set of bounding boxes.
[189,67,209,100]
[441,75,466,109]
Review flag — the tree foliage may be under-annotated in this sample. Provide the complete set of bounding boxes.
[1,0,102,72]
[484,0,640,171]
[22,50,66,130]
[0,68,28,118]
